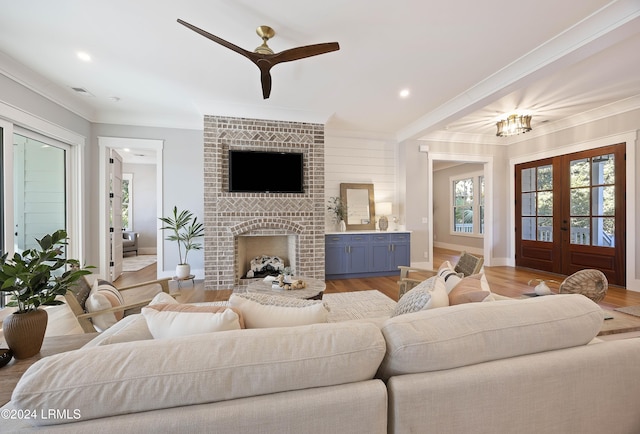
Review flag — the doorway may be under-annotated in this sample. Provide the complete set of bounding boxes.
[515,143,626,285]
[98,137,163,280]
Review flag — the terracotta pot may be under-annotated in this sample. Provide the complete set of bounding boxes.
[3,308,48,359]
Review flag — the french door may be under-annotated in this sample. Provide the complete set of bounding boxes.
[515,143,626,286]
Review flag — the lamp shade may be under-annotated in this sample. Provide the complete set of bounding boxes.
[376,202,392,216]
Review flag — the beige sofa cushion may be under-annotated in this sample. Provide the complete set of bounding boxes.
[12,321,386,426]
[229,293,329,328]
[142,305,243,339]
[378,294,603,379]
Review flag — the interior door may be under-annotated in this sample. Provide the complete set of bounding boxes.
[515,143,626,285]
[110,150,124,281]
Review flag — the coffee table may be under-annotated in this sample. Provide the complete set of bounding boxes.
[598,309,640,336]
[246,276,325,300]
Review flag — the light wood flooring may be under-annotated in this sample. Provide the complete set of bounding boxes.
[115,248,640,310]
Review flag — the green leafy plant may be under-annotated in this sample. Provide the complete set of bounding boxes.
[327,196,347,223]
[0,230,93,313]
[159,206,205,265]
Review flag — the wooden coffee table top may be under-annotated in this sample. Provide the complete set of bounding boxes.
[246,276,325,300]
[599,310,640,336]
[0,333,98,406]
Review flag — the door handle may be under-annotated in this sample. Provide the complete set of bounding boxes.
[560,227,568,231]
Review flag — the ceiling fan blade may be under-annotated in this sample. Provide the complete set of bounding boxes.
[272,42,340,64]
[259,66,273,99]
[177,19,254,61]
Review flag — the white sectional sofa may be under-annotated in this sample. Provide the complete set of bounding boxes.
[3,289,640,433]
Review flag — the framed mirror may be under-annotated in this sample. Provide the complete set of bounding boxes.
[340,183,376,230]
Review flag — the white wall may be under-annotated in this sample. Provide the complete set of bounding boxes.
[324,130,397,231]
[123,162,157,254]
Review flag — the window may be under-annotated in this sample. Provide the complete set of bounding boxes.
[122,173,133,230]
[451,172,484,236]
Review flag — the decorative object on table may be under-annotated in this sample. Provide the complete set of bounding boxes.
[327,196,348,232]
[527,278,559,296]
[0,348,13,368]
[376,202,392,231]
[159,206,204,279]
[559,269,608,303]
[274,274,307,291]
[283,266,293,283]
[0,230,93,359]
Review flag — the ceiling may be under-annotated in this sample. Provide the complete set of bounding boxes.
[1,0,639,147]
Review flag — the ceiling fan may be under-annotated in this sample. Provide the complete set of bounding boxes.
[177,19,340,99]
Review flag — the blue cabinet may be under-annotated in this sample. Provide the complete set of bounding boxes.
[325,232,410,279]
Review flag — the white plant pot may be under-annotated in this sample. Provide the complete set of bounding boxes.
[176,264,191,279]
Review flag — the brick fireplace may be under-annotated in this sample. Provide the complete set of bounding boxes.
[203,116,325,290]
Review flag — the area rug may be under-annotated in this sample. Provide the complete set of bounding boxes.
[122,255,157,272]
[323,290,397,322]
[614,305,640,318]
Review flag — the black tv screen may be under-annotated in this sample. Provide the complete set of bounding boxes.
[229,150,304,193]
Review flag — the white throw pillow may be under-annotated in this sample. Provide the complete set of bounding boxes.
[229,293,329,328]
[392,276,449,316]
[142,306,242,339]
[437,261,464,293]
[85,279,125,332]
[149,291,179,305]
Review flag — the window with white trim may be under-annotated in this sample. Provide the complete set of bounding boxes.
[450,172,484,236]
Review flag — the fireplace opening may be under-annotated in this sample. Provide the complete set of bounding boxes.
[236,235,297,281]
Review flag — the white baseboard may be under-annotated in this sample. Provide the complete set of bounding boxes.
[139,247,157,255]
[433,241,483,256]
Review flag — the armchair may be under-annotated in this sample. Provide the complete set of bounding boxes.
[398,251,484,299]
[65,275,173,333]
[122,231,138,256]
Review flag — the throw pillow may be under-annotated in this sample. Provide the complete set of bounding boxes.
[228,293,329,328]
[437,261,464,293]
[85,279,125,332]
[142,304,243,339]
[449,273,492,305]
[392,276,449,316]
[149,291,179,306]
[146,303,245,329]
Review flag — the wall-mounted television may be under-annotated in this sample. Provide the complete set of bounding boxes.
[229,150,304,193]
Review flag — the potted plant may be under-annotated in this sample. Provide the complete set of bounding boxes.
[159,206,205,279]
[327,196,348,231]
[0,229,92,359]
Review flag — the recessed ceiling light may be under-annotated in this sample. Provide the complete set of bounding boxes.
[76,51,91,62]
[399,89,410,98]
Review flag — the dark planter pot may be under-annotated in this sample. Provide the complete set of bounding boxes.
[2,308,48,359]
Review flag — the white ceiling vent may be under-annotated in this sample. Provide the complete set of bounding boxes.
[71,87,94,97]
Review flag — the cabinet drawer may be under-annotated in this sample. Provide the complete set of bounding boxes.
[391,233,410,242]
[347,234,370,244]
[371,234,390,243]
[325,235,347,245]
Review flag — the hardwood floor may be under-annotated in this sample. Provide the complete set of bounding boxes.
[113,248,640,310]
